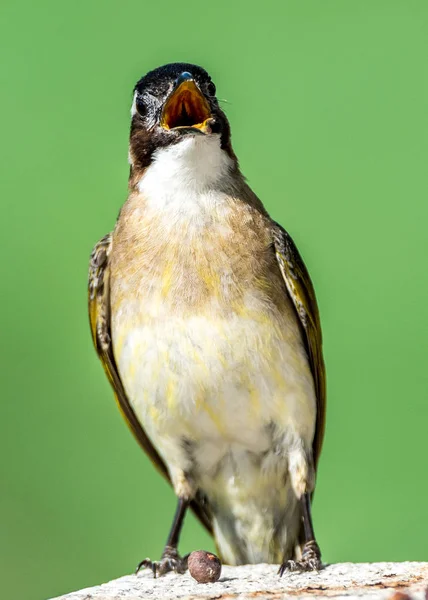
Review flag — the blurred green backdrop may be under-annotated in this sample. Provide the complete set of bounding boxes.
[1,1,428,599]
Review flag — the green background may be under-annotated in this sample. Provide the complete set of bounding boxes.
[1,1,427,599]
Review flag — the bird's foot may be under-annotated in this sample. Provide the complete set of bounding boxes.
[278,540,322,576]
[136,545,188,578]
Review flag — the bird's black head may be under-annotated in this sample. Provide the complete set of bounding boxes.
[129,63,234,175]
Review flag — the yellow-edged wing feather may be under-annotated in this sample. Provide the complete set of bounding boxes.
[272,222,326,469]
[88,233,212,533]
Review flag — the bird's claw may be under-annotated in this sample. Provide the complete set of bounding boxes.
[278,540,322,576]
[136,547,188,577]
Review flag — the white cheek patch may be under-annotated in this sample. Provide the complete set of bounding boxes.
[130,91,138,117]
[129,91,140,165]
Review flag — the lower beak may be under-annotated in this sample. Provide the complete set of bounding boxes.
[161,79,212,132]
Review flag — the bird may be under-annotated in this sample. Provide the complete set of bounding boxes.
[88,62,326,577]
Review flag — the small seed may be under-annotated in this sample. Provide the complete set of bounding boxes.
[188,550,222,583]
[389,593,412,600]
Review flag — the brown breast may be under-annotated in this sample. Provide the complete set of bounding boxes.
[109,190,288,320]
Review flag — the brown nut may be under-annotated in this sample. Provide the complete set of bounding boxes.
[188,550,222,583]
[389,593,412,600]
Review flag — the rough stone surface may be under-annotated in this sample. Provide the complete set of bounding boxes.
[50,562,428,600]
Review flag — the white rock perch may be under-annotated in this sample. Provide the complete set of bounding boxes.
[51,562,428,600]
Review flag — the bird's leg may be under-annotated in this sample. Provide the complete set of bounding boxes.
[136,498,189,577]
[279,493,322,576]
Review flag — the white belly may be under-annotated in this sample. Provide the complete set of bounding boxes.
[113,306,316,563]
[114,310,315,452]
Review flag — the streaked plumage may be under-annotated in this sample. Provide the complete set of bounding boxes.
[88,63,325,574]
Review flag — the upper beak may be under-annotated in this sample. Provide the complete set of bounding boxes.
[161,72,212,132]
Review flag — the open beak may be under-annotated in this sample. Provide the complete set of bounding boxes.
[161,74,212,132]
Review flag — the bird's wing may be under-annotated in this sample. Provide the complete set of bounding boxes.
[272,223,326,469]
[88,233,213,534]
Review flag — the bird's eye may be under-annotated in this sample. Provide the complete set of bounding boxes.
[135,95,147,117]
[207,81,216,96]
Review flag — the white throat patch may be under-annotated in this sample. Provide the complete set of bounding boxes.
[137,135,233,213]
